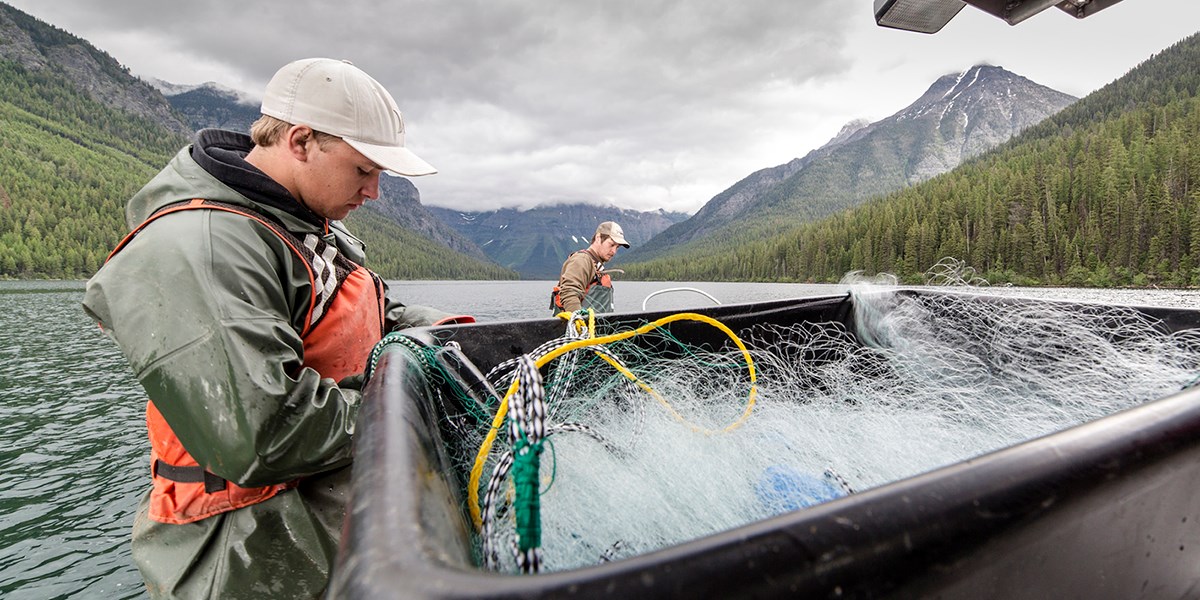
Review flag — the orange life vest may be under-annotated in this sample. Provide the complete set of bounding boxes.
[106,199,385,525]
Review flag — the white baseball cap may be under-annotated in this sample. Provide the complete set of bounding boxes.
[261,58,436,176]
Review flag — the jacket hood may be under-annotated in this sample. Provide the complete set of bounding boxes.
[125,129,326,233]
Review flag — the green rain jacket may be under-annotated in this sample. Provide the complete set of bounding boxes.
[82,129,456,599]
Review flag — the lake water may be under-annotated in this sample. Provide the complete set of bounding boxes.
[2,279,1199,599]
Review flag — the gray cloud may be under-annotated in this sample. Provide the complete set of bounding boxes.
[7,1,1199,213]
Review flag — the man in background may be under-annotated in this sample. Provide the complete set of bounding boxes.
[83,57,468,599]
[551,221,630,314]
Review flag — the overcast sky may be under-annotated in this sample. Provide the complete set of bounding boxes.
[6,1,1199,214]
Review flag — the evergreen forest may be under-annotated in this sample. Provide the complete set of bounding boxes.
[622,33,1200,288]
[0,55,513,280]
[0,59,175,279]
[344,207,517,280]
[5,10,1200,288]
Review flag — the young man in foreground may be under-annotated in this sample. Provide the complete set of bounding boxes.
[84,57,466,599]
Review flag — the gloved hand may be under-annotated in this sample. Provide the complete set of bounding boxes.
[338,373,367,391]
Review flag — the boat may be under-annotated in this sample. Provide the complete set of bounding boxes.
[326,287,1200,599]
[874,0,1129,34]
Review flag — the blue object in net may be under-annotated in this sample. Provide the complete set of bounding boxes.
[755,465,845,514]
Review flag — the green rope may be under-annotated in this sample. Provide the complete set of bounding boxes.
[511,437,543,553]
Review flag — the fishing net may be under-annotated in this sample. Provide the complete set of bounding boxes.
[372,260,1200,574]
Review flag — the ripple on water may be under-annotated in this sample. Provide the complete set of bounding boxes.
[1,286,147,599]
[3,280,1198,598]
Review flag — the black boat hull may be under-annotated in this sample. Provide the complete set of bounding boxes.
[328,290,1200,599]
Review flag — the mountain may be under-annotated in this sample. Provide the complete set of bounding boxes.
[428,204,689,279]
[0,4,191,137]
[364,176,493,262]
[155,80,261,134]
[623,32,1200,287]
[0,2,188,277]
[0,1,511,280]
[625,64,1077,263]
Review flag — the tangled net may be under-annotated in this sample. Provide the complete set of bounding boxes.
[376,279,1200,575]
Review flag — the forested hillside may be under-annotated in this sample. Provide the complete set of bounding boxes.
[430,204,688,279]
[624,33,1200,287]
[344,207,516,280]
[0,3,514,281]
[624,65,1076,265]
[0,59,179,277]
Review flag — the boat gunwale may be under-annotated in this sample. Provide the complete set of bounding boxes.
[329,289,1200,599]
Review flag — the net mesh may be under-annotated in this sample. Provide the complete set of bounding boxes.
[397,263,1200,574]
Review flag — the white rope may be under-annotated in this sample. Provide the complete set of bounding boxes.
[641,287,721,311]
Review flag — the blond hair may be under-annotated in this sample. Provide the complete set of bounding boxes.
[249,115,341,149]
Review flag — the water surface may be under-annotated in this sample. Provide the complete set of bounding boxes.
[2,279,1197,598]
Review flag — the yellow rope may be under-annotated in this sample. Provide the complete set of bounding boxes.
[466,312,757,529]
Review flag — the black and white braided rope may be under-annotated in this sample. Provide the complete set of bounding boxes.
[480,353,623,573]
[480,449,515,570]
